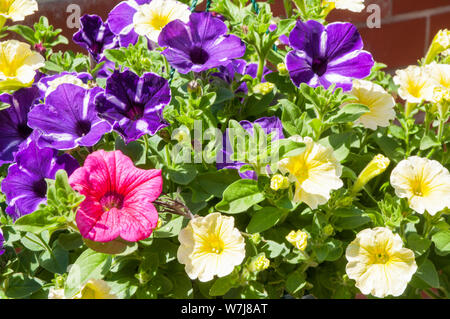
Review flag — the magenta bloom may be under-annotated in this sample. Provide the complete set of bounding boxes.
[69,150,163,242]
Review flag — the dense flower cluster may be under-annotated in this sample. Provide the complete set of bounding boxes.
[0,0,448,301]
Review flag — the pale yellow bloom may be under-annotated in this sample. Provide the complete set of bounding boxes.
[346,227,417,298]
[278,136,343,209]
[393,65,435,103]
[286,230,308,251]
[48,279,117,299]
[352,154,390,193]
[177,213,246,282]
[133,0,190,43]
[253,82,275,95]
[0,0,37,22]
[270,174,290,191]
[350,79,396,130]
[248,254,270,272]
[390,156,450,215]
[324,0,365,13]
[0,40,45,91]
[434,29,450,51]
[42,74,90,97]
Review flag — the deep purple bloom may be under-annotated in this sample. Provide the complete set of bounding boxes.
[159,12,246,74]
[36,72,93,99]
[27,84,112,150]
[1,142,79,220]
[0,229,4,255]
[217,116,284,180]
[0,87,40,166]
[286,20,374,91]
[108,0,151,47]
[95,70,171,143]
[73,14,119,62]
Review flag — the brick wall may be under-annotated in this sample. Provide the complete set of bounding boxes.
[19,0,450,71]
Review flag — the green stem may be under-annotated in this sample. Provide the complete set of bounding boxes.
[256,52,265,82]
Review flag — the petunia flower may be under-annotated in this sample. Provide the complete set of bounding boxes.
[159,12,246,74]
[0,86,40,165]
[393,65,435,103]
[36,72,92,99]
[324,0,365,13]
[73,14,119,63]
[390,156,450,215]
[0,40,45,91]
[278,136,343,209]
[426,62,450,95]
[177,213,246,282]
[95,70,171,143]
[286,20,374,91]
[0,0,37,25]
[349,79,396,130]
[28,84,112,150]
[48,279,117,299]
[346,227,417,298]
[217,116,284,180]
[0,228,4,255]
[107,0,151,47]
[69,150,163,242]
[133,0,190,43]
[1,141,79,220]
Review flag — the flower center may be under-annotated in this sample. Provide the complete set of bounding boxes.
[17,122,33,139]
[207,235,224,254]
[75,120,92,137]
[126,104,144,120]
[32,179,48,198]
[100,192,124,212]
[149,13,170,31]
[373,251,390,264]
[189,46,209,65]
[311,57,328,76]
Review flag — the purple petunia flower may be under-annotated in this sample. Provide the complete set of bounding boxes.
[27,84,112,150]
[95,70,171,143]
[0,229,4,255]
[73,14,119,62]
[0,87,40,166]
[159,12,246,74]
[286,20,374,91]
[217,116,284,180]
[36,72,93,99]
[108,0,151,47]
[1,142,79,220]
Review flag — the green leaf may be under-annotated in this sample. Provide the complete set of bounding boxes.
[14,209,61,234]
[407,233,431,257]
[64,249,112,298]
[247,207,285,233]
[104,49,127,65]
[149,274,173,295]
[166,164,198,185]
[411,259,440,289]
[38,243,69,274]
[84,237,138,255]
[209,275,235,296]
[328,103,369,123]
[286,271,306,295]
[216,179,265,214]
[153,215,186,238]
[420,133,440,151]
[5,274,42,298]
[170,272,193,299]
[7,25,36,44]
[432,230,450,255]
[261,240,289,258]
[193,169,240,198]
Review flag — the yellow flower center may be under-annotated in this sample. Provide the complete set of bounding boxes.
[149,13,170,31]
[0,0,14,14]
[407,79,425,99]
[410,177,430,197]
[206,235,225,254]
[373,251,390,264]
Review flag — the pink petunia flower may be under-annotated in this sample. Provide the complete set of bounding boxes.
[69,150,163,242]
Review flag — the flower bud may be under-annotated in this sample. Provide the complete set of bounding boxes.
[248,254,270,272]
[352,154,390,193]
[323,224,334,237]
[270,174,290,191]
[253,82,275,95]
[249,233,262,245]
[187,80,202,95]
[156,218,163,230]
[425,29,450,64]
[173,129,190,144]
[277,63,289,76]
[286,230,308,251]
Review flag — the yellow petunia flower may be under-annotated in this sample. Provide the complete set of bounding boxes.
[286,230,308,251]
[278,136,343,209]
[352,154,390,193]
[346,227,417,298]
[393,65,435,103]
[133,0,190,43]
[0,0,37,26]
[390,156,450,215]
[177,213,246,282]
[350,79,396,130]
[323,0,365,13]
[0,40,45,91]
[48,279,118,299]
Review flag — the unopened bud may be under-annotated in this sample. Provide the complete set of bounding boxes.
[253,82,275,95]
[250,233,261,245]
[270,174,290,191]
[248,254,270,272]
[277,63,288,76]
[323,224,334,237]
[286,230,308,251]
[352,154,390,193]
[187,80,202,95]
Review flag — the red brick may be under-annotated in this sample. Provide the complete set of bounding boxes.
[392,0,450,15]
[429,11,450,46]
[327,0,391,24]
[358,17,427,69]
